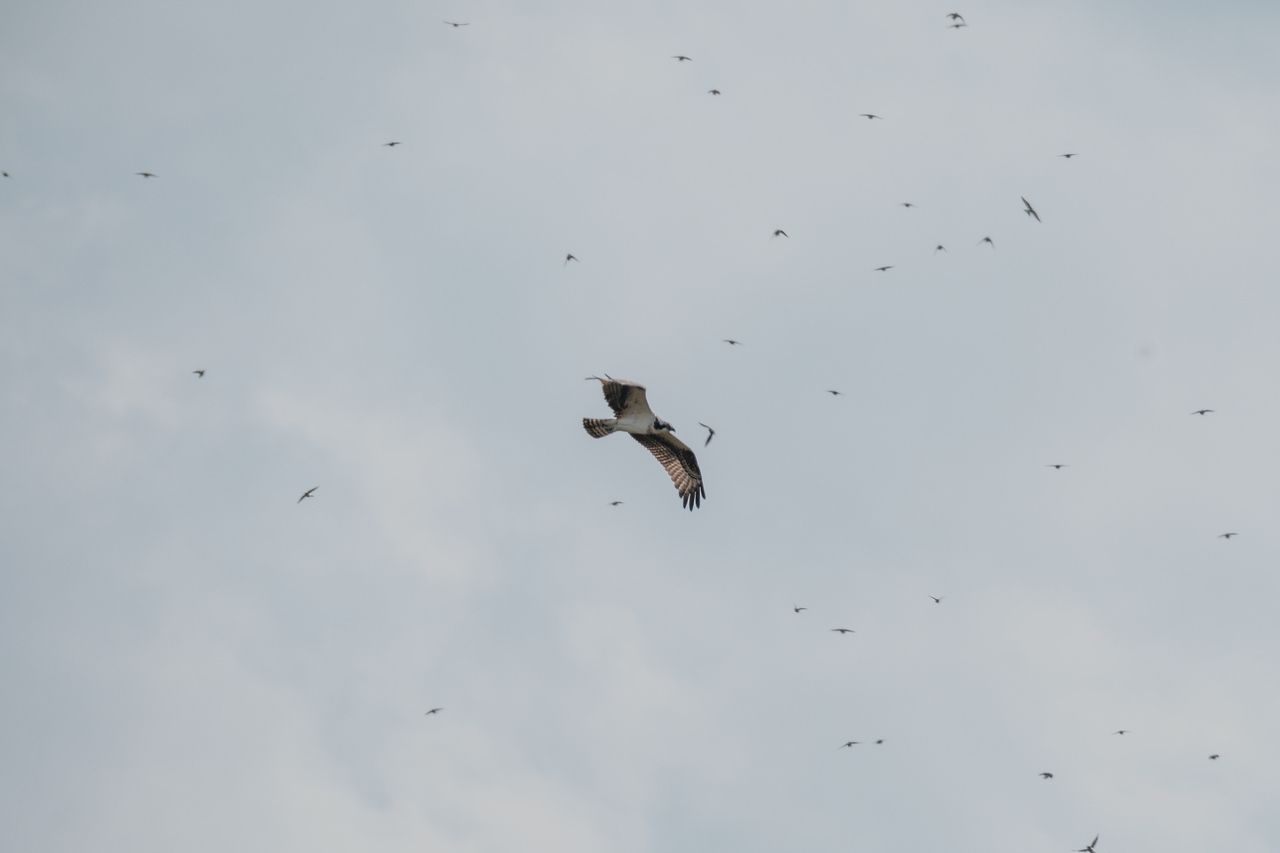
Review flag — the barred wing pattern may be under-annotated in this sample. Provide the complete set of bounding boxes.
[631,433,705,510]
[598,378,652,419]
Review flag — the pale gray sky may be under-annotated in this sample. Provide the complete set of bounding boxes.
[3,2,1280,852]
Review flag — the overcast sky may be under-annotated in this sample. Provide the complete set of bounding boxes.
[3,2,1280,852]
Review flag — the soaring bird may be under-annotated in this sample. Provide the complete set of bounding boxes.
[874,739,884,744]
[979,236,995,248]
[935,244,947,252]
[1059,153,1079,159]
[901,202,916,208]
[1113,729,1130,735]
[382,141,402,147]
[672,55,692,61]
[564,253,579,265]
[192,369,205,378]
[1046,463,1068,470]
[722,339,742,346]
[949,21,968,28]
[583,376,706,510]
[929,595,942,604]
[947,12,965,21]
[609,500,624,506]
[874,265,894,272]
[859,113,882,120]
[443,20,470,27]
[708,88,721,95]
[773,228,789,238]
[1190,408,1214,415]
[135,172,157,178]
[1075,835,1099,853]
[1021,196,1041,222]
[424,707,443,715]
[839,741,860,748]
[1039,772,1054,779]
[826,389,843,396]
[793,605,807,613]
[1209,753,1220,760]
[831,628,855,634]
[297,486,318,503]
[697,422,716,447]
[1218,532,1238,539]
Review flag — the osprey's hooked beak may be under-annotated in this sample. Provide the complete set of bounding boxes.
[654,419,675,432]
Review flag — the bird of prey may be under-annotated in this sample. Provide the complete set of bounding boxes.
[1113,729,1130,735]
[1022,196,1041,222]
[1046,463,1068,469]
[826,389,843,396]
[874,265,894,272]
[1209,753,1220,760]
[708,88,721,95]
[382,141,402,147]
[979,236,995,248]
[424,707,443,715]
[839,741,861,748]
[1039,772,1054,779]
[192,369,205,378]
[722,339,742,346]
[935,244,947,252]
[672,55,692,61]
[297,486,318,503]
[1075,835,1099,853]
[697,422,715,447]
[1218,532,1238,539]
[947,12,965,21]
[929,595,942,604]
[135,172,157,178]
[831,628,855,634]
[1059,153,1079,159]
[583,376,706,510]
[564,253,579,265]
[773,228,789,238]
[1190,408,1214,415]
[859,113,882,120]
[793,605,807,613]
[443,20,470,27]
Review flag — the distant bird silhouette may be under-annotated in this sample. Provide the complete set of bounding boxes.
[929,595,942,604]
[1113,729,1129,735]
[672,55,692,62]
[1021,196,1041,222]
[901,202,916,208]
[1046,464,1067,469]
[874,265,894,272]
[382,141,402,147]
[697,422,716,446]
[1,171,9,178]
[1209,753,1220,760]
[793,605,807,613]
[443,20,469,27]
[1075,835,1099,853]
[839,741,860,749]
[609,501,624,506]
[722,339,742,346]
[949,21,968,29]
[1039,772,1054,779]
[135,172,157,178]
[831,628,855,634]
[773,228,789,238]
[1059,153,1079,159]
[979,236,995,248]
[564,253,579,265]
[1218,532,1238,539]
[826,389,843,396]
[708,88,721,95]
[946,12,966,21]
[874,738,884,744]
[859,113,882,120]
[424,707,443,715]
[1190,409,1214,415]
[297,486,318,503]
[192,369,205,378]
[934,244,947,252]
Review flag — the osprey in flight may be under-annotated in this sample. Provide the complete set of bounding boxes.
[583,376,706,510]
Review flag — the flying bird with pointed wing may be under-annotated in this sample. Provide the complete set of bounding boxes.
[1022,196,1041,222]
[297,486,318,503]
[831,627,855,635]
[773,228,789,238]
[564,253,579,265]
[424,707,443,715]
[697,422,715,446]
[443,20,469,27]
[192,369,205,378]
[583,376,705,510]
[1075,835,1099,853]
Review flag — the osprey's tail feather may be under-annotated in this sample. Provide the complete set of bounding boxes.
[582,417,617,438]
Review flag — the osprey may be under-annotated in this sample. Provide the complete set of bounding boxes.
[583,376,705,510]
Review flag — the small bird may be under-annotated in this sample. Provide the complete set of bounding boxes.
[297,486,318,503]
[382,141,402,147]
[708,88,721,95]
[826,389,842,396]
[859,113,882,120]
[1059,153,1079,159]
[697,422,715,447]
[874,265,894,272]
[773,228,789,238]
[1113,729,1129,735]
[929,595,942,604]
[192,369,205,378]
[1039,772,1054,779]
[722,339,742,346]
[609,500,624,506]
[793,605,807,613]
[949,22,968,29]
[672,55,692,62]
[1022,196,1041,222]
[979,236,995,248]
[443,20,469,27]
[1,171,9,178]
[901,202,916,208]
[1046,464,1068,470]
[1075,835,1099,853]
[934,244,947,252]
[831,628,855,635]
[1190,409,1214,415]
[564,253,579,265]
[1218,532,1238,539]
[135,172,157,178]
[1209,753,1220,760]
[424,707,443,715]
[947,12,965,21]
[874,739,884,745]
[839,741,861,749]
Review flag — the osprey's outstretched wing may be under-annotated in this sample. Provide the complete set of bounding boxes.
[631,432,705,510]
[591,376,653,419]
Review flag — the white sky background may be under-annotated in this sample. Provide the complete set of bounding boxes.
[3,1,1280,851]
